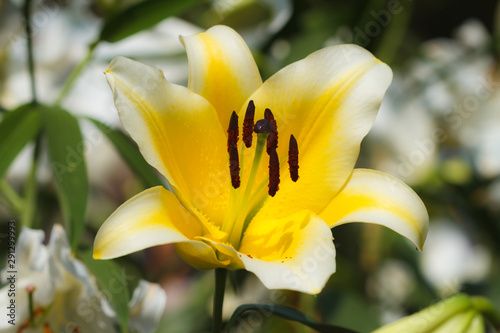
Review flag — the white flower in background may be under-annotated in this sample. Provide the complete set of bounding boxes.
[0,225,166,333]
[367,260,417,324]
[370,19,499,183]
[128,281,166,333]
[420,219,491,296]
[1,0,292,119]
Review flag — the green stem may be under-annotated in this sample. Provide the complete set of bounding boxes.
[355,0,387,32]
[23,0,37,104]
[375,0,413,65]
[0,179,24,213]
[213,269,227,333]
[21,137,41,228]
[472,296,500,329]
[54,42,97,107]
[27,286,35,327]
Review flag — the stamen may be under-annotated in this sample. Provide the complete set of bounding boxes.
[227,111,239,153]
[264,109,278,154]
[229,143,240,189]
[264,108,277,129]
[267,131,277,155]
[268,148,280,197]
[227,111,240,189]
[288,135,299,182]
[243,100,255,148]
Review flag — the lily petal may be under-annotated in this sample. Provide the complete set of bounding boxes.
[181,25,262,128]
[321,169,429,250]
[106,57,230,224]
[175,240,239,270]
[238,211,336,294]
[248,45,392,221]
[94,186,204,259]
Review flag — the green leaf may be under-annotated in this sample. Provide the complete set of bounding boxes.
[79,250,130,331]
[44,106,88,250]
[99,0,204,43]
[226,304,359,333]
[85,117,162,188]
[0,104,42,179]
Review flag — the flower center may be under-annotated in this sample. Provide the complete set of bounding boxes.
[221,100,299,247]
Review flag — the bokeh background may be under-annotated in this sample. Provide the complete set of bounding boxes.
[1,0,500,332]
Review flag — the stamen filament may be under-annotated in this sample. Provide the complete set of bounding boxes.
[236,175,269,248]
[238,134,267,210]
[227,133,267,246]
[235,154,288,247]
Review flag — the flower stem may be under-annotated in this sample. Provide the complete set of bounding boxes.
[21,136,41,228]
[213,268,227,333]
[375,0,413,65]
[54,42,97,107]
[27,285,35,327]
[0,179,24,214]
[23,0,37,104]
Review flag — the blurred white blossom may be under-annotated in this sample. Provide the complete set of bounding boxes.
[420,219,491,296]
[370,19,500,182]
[0,225,166,333]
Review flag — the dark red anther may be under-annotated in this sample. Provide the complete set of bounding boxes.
[288,135,299,182]
[229,143,240,189]
[243,100,255,148]
[267,131,277,155]
[264,108,278,155]
[268,149,280,197]
[264,108,277,130]
[227,111,240,188]
[227,111,239,153]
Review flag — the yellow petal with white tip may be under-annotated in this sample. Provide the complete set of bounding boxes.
[181,25,262,128]
[321,169,428,250]
[238,211,336,294]
[248,44,393,222]
[94,186,205,259]
[105,56,230,225]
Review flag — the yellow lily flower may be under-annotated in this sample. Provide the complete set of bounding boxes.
[94,25,428,294]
